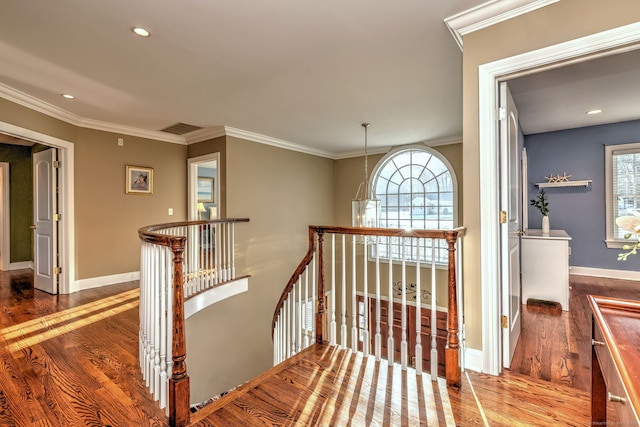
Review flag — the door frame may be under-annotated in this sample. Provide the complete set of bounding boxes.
[0,121,76,294]
[0,162,9,271]
[478,22,640,375]
[187,153,220,220]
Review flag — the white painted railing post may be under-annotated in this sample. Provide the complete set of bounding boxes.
[330,234,336,346]
[401,236,408,371]
[341,234,347,349]
[431,241,438,381]
[415,238,422,375]
[374,237,381,362]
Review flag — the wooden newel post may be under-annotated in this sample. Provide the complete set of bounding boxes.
[444,231,461,389]
[168,237,190,427]
[316,231,327,345]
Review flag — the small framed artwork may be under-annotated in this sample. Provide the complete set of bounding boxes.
[198,177,214,202]
[126,165,154,195]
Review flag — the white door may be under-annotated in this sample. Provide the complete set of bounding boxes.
[33,149,58,294]
[500,82,522,368]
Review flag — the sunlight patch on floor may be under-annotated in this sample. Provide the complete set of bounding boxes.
[2,289,139,353]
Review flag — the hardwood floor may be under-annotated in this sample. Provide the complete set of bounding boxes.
[0,269,167,426]
[2,269,633,426]
[510,274,640,392]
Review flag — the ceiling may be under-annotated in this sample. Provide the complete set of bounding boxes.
[0,1,638,156]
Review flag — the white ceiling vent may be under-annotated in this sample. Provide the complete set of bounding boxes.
[160,122,203,135]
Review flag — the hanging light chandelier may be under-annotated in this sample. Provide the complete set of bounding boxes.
[352,123,380,228]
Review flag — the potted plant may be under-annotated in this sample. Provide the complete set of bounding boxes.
[530,189,550,234]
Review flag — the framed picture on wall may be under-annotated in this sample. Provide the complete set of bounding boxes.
[198,177,214,202]
[126,165,154,195]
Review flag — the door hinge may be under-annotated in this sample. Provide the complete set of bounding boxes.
[498,106,506,120]
[53,160,61,168]
[54,213,61,221]
[54,267,62,275]
[499,210,507,224]
[501,315,508,329]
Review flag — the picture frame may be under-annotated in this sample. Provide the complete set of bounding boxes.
[126,165,154,195]
[197,177,214,202]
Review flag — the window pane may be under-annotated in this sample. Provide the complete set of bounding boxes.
[372,147,456,264]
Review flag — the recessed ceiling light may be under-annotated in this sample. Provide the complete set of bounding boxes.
[586,109,603,115]
[132,27,151,37]
[62,94,74,99]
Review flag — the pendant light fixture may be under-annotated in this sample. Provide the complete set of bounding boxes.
[352,123,380,228]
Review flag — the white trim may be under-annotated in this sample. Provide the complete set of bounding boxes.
[0,121,76,294]
[0,162,9,271]
[605,142,640,247]
[570,266,640,282]
[10,261,33,271]
[223,126,335,159]
[444,0,560,50]
[0,83,184,145]
[188,153,220,220]
[478,22,640,377]
[184,277,249,319]
[335,136,464,160]
[76,271,140,291]
[464,347,484,373]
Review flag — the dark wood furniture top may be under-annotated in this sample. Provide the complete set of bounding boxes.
[589,294,640,424]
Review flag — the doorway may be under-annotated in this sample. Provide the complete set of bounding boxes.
[478,23,640,375]
[188,153,220,221]
[0,121,76,294]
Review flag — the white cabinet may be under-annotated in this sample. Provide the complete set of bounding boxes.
[521,229,571,311]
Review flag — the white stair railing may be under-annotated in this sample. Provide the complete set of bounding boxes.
[272,226,466,387]
[138,218,249,427]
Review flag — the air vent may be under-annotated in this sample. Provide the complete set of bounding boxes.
[160,122,203,135]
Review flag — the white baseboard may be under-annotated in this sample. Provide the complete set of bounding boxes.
[184,277,249,319]
[76,271,140,291]
[9,261,33,270]
[570,266,640,281]
[464,347,483,373]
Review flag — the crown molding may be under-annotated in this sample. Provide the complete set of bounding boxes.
[0,83,187,144]
[334,135,463,160]
[77,118,186,144]
[444,0,560,50]
[223,126,336,159]
[184,126,227,144]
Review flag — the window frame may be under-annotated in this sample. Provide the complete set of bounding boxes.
[369,144,459,266]
[605,141,640,248]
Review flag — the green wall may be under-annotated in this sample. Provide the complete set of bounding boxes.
[0,143,33,263]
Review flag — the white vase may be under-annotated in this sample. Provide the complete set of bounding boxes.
[542,215,550,235]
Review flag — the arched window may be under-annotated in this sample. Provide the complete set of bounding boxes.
[371,146,457,263]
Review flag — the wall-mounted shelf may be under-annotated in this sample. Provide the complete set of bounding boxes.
[536,179,592,188]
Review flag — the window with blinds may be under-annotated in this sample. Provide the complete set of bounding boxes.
[370,147,457,264]
[605,142,640,246]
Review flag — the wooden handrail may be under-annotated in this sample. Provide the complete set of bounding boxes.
[271,225,466,388]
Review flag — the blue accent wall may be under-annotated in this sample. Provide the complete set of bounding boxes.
[524,119,640,272]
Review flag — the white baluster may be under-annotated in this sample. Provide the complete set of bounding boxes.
[375,236,382,361]
[341,234,347,349]
[387,238,394,364]
[297,278,302,352]
[401,237,408,371]
[158,244,168,406]
[231,222,236,280]
[351,235,357,353]
[362,236,369,357]
[457,237,465,373]
[292,285,298,355]
[215,222,221,285]
[330,234,336,346]
[304,269,309,348]
[312,255,316,344]
[431,241,438,380]
[415,238,422,375]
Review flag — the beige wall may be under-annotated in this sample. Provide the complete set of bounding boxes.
[462,0,640,350]
[75,128,187,278]
[0,99,188,280]
[186,136,335,403]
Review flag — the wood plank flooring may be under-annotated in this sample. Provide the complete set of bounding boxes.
[510,274,640,392]
[2,269,634,426]
[0,269,167,426]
